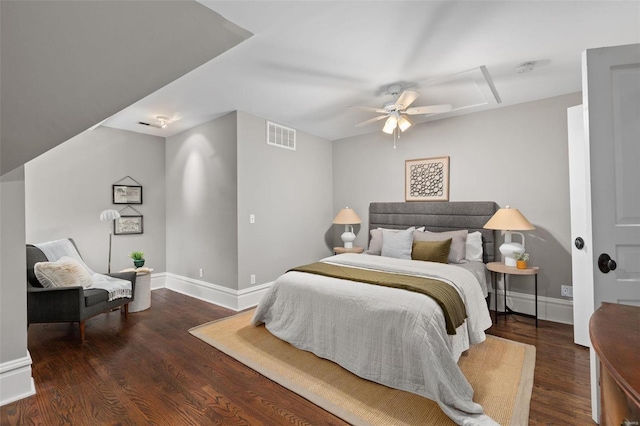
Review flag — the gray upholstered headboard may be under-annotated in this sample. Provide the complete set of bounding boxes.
[369,201,499,263]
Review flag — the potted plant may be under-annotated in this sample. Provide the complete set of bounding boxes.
[129,251,145,268]
[514,252,530,269]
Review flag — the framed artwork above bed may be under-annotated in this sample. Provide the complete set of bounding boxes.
[405,156,450,201]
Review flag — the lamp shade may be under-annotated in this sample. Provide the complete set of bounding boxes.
[483,206,535,231]
[382,114,398,134]
[100,209,121,221]
[397,115,412,132]
[333,207,361,225]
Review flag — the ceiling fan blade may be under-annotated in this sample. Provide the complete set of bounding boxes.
[355,115,388,127]
[350,105,387,114]
[394,90,419,109]
[405,104,453,115]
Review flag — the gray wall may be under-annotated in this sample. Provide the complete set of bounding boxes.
[164,111,334,291]
[333,92,582,299]
[25,126,166,273]
[237,112,334,290]
[165,112,239,289]
[0,0,250,175]
[0,167,28,365]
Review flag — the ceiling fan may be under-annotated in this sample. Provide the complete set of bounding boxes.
[352,84,453,136]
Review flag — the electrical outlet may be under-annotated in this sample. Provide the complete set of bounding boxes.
[250,274,256,285]
[561,285,573,298]
[199,268,203,278]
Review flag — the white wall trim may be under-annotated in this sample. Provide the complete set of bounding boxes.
[156,272,272,311]
[0,353,36,406]
[490,290,574,324]
[237,282,273,311]
[150,272,166,291]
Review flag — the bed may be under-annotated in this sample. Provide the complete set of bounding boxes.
[252,201,499,425]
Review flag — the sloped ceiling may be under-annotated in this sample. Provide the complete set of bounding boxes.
[100,1,640,142]
[0,0,252,175]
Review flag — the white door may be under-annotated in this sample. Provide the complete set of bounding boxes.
[568,105,594,348]
[583,43,640,424]
[584,43,640,309]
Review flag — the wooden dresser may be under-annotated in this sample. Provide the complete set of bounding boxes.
[590,303,640,426]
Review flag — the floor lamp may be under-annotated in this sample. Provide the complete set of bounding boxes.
[100,209,121,273]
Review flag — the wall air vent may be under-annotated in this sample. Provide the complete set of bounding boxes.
[267,121,296,150]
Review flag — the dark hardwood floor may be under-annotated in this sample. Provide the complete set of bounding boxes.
[2,289,592,425]
[489,311,592,425]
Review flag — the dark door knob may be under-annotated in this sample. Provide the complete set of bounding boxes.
[575,237,584,250]
[598,253,617,273]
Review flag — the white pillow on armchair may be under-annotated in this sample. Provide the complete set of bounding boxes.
[34,256,94,288]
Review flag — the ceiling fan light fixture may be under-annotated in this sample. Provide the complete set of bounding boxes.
[382,114,397,134]
[397,115,412,132]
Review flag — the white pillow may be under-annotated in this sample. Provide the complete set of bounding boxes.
[34,256,93,288]
[367,227,424,255]
[381,227,415,259]
[465,231,484,262]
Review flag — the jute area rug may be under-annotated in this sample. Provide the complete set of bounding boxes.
[189,310,535,426]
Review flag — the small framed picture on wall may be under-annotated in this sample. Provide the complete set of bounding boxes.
[114,215,144,235]
[113,185,143,204]
[405,156,450,201]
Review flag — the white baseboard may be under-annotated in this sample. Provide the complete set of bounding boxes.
[151,272,272,311]
[150,272,165,291]
[490,289,573,324]
[237,283,273,310]
[0,353,35,406]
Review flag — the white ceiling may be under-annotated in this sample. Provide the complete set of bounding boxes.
[102,1,640,141]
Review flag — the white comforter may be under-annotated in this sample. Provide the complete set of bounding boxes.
[252,253,497,426]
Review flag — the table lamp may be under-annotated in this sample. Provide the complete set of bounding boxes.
[333,207,361,248]
[100,209,121,273]
[483,205,535,267]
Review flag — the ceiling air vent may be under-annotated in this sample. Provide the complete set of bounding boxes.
[267,121,296,150]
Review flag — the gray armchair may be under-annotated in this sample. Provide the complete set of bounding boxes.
[26,239,136,340]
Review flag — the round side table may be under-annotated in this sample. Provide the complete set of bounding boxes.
[486,262,540,327]
[333,246,364,255]
[121,268,153,312]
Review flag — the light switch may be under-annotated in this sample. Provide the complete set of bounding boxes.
[250,214,255,224]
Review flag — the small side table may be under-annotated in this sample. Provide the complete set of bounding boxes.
[334,246,364,255]
[120,267,153,313]
[486,262,540,327]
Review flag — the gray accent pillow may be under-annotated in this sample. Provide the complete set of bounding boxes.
[381,227,415,259]
[414,229,468,263]
[367,227,424,255]
[366,229,384,255]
